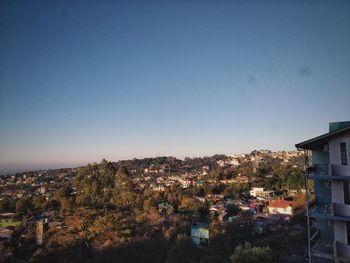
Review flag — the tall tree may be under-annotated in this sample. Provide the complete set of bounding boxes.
[230,242,272,263]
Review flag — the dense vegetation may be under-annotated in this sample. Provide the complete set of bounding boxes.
[0,153,306,262]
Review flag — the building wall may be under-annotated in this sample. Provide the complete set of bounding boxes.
[312,149,332,203]
[311,149,334,247]
[329,133,350,176]
[331,181,344,204]
[268,206,293,215]
[250,187,264,197]
[312,149,329,165]
[314,180,332,204]
[334,221,347,244]
[311,256,334,263]
[329,134,350,247]
[316,219,334,242]
[303,127,350,263]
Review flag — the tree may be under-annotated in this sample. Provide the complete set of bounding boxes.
[222,186,238,199]
[73,160,116,208]
[286,168,304,190]
[32,195,47,211]
[0,197,15,213]
[60,197,72,215]
[54,185,71,200]
[230,242,272,263]
[166,234,199,263]
[200,255,227,263]
[192,186,206,197]
[15,197,33,214]
[110,166,137,209]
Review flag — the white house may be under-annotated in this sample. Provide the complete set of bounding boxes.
[268,199,296,216]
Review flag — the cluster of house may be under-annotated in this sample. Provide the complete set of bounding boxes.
[128,150,303,193]
[0,212,22,259]
[0,213,21,241]
[133,172,264,193]
[133,173,206,191]
[189,187,301,247]
[0,170,76,202]
[222,150,302,167]
[0,150,304,254]
[229,150,302,167]
[0,209,67,261]
[0,170,75,259]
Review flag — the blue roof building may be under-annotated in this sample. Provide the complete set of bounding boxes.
[191,222,210,247]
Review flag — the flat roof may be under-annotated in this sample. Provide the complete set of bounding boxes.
[295,126,350,150]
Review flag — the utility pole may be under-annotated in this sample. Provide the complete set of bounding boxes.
[303,149,312,263]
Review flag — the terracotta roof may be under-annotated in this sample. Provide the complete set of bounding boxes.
[268,200,296,208]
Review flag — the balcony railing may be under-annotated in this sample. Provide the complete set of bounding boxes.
[311,241,334,256]
[309,234,350,261]
[309,201,350,222]
[306,164,350,181]
[310,231,334,258]
[309,202,332,216]
[307,164,329,175]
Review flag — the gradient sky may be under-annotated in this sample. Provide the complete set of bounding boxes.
[1,0,350,170]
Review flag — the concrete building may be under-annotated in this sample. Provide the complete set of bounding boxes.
[250,187,274,199]
[296,121,350,263]
[268,199,296,216]
[191,222,209,247]
[36,220,48,245]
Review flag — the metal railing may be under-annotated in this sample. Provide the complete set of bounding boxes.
[306,164,329,175]
[307,164,350,178]
[310,232,334,256]
[309,202,333,216]
[311,241,334,256]
[309,201,350,221]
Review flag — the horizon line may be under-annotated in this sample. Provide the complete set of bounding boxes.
[0,148,300,174]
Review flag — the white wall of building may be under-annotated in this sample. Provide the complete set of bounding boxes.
[329,132,350,250]
[332,181,344,204]
[334,221,347,244]
[268,206,293,215]
[329,133,350,176]
[250,187,264,197]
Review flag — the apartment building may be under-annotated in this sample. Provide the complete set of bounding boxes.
[296,121,350,263]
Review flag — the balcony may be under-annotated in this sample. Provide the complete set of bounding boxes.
[310,231,334,260]
[306,164,350,181]
[309,202,350,222]
[309,202,332,217]
[309,233,350,262]
[306,164,330,180]
[307,164,329,175]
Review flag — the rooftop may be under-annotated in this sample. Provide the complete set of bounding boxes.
[295,121,350,150]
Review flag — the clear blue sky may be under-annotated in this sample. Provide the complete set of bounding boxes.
[1,0,350,170]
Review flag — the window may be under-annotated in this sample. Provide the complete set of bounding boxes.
[340,142,348,165]
[344,181,350,205]
[347,222,350,245]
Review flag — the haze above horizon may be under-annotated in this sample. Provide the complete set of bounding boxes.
[1,0,350,170]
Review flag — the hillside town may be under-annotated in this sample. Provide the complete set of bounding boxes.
[0,150,308,262]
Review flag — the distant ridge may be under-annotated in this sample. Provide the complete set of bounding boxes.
[0,168,29,175]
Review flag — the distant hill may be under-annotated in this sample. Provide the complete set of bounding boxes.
[0,168,29,175]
